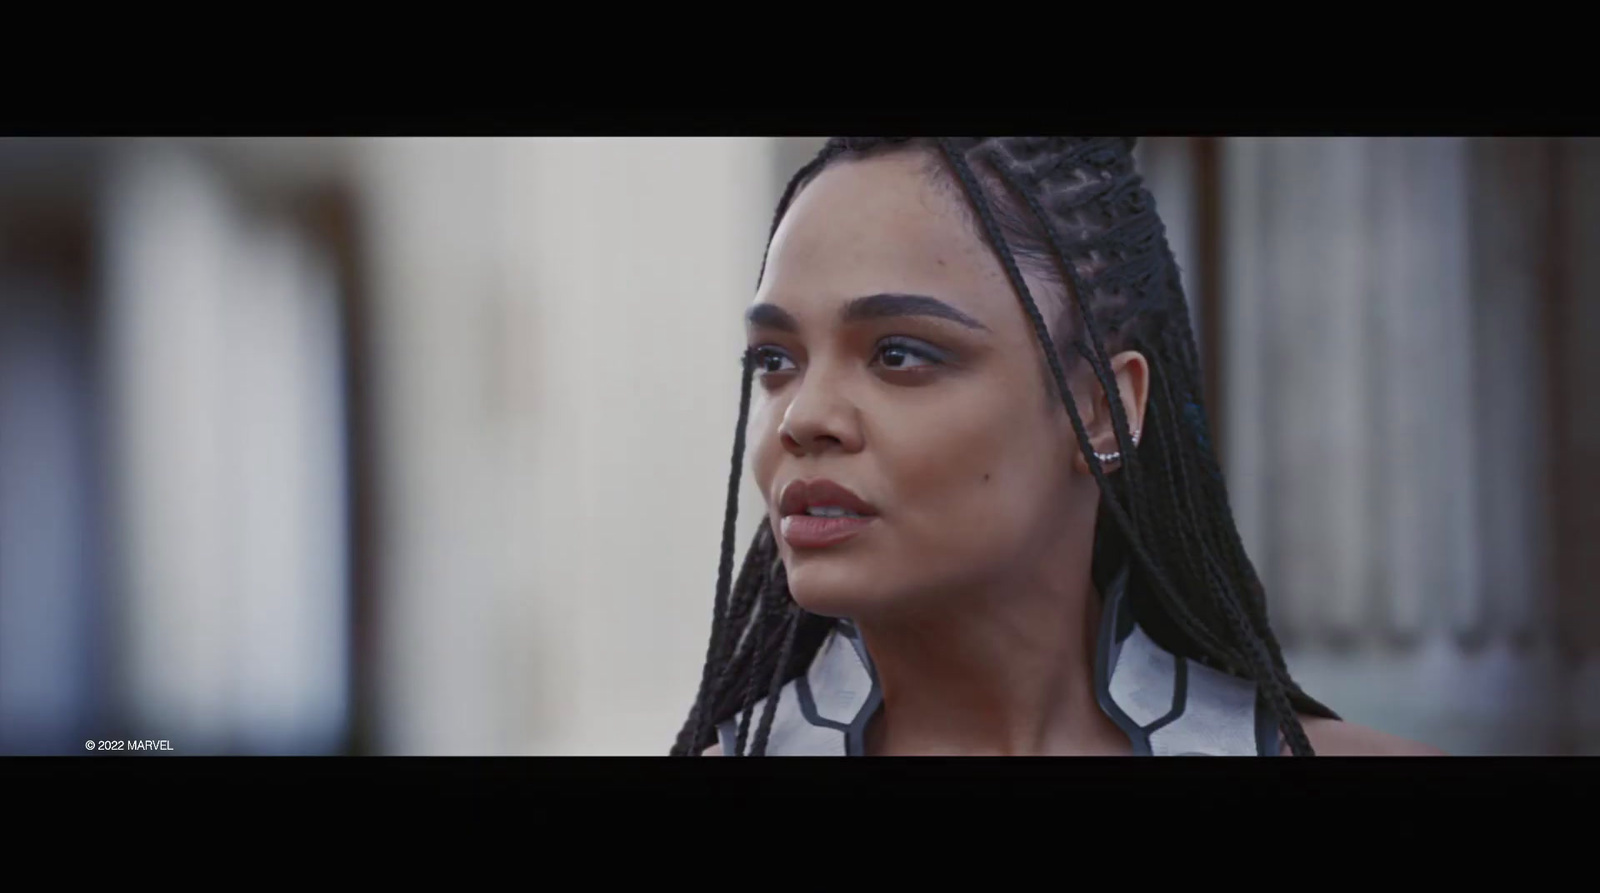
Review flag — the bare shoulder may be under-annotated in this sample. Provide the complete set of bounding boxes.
[1286,715,1447,756]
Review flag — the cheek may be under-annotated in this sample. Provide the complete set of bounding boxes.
[747,397,785,504]
[873,385,1065,556]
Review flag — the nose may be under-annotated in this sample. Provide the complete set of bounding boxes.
[777,364,864,457]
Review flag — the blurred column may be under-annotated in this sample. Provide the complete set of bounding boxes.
[1369,138,1481,642]
[1557,138,1600,752]
[100,143,348,753]
[1225,138,1481,644]
[0,276,101,753]
[1219,137,1562,753]
[506,137,767,754]
[1468,139,1554,643]
[360,138,778,754]
[223,218,349,753]
[1252,138,1374,642]
[1221,138,1273,604]
[102,147,236,749]
[355,139,507,755]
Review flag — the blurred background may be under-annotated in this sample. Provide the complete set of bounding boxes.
[0,136,1595,755]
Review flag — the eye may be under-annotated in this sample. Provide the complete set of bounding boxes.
[752,346,797,374]
[872,338,943,370]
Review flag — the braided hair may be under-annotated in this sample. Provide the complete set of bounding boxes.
[672,137,1336,758]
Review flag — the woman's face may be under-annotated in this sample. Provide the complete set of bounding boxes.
[747,149,1105,619]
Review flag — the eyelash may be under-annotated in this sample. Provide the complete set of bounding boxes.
[752,346,797,375]
[872,337,944,370]
[750,338,946,378]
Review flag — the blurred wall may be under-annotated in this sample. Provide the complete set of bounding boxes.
[357,138,780,754]
[1218,138,1598,754]
[1,140,351,753]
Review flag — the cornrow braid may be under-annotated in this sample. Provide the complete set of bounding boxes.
[939,140,1263,710]
[673,136,1335,758]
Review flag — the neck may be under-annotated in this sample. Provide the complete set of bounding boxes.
[853,552,1131,757]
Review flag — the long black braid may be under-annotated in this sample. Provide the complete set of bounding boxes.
[671,137,1335,758]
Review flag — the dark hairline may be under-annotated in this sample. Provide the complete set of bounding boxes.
[785,141,1086,362]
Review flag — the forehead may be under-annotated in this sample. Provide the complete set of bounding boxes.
[755,150,1010,315]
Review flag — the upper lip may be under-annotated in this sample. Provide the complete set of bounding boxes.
[777,479,878,517]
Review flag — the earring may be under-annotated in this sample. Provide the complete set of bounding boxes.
[1094,430,1140,465]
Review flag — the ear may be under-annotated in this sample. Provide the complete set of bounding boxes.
[1070,350,1149,475]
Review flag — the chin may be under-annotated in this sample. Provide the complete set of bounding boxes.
[782,552,896,619]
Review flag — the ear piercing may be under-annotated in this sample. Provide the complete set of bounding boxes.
[1093,430,1141,465]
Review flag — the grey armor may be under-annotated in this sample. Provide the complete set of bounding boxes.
[716,572,1282,757]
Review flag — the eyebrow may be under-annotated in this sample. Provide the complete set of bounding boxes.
[745,292,990,333]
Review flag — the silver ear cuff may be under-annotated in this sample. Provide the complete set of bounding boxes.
[1094,430,1141,465]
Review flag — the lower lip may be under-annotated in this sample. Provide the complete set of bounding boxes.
[780,514,876,549]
